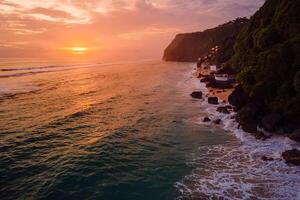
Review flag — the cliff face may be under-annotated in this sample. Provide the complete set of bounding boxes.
[163,18,249,62]
[229,0,300,134]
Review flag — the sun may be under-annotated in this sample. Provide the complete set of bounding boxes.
[71,47,88,54]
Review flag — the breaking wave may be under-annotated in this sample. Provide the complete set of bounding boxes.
[176,68,300,200]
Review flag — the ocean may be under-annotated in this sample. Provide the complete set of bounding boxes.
[0,60,299,200]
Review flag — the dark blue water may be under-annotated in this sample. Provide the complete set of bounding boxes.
[0,60,233,200]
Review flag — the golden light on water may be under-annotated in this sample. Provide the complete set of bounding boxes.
[71,47,88,54]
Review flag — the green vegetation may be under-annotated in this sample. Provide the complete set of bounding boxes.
[229,0,300,130]
[163,18,249,62]
[163,0,300,134]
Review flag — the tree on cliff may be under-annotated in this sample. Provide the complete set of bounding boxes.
[229,0,300,133]
[163,18,249,62]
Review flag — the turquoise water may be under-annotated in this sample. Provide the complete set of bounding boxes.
[0,60,233,200]
[1,60,300,199]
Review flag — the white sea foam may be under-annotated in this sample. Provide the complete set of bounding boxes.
[176,68,300,200]
[0,62,98,97]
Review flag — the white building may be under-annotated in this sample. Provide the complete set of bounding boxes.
[210,65,217,71]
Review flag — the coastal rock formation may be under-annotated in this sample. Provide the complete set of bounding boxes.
[282,149,300,165]
[190,91,203,99]
[236,103,259,133]
[259,113,282,132]
[163,18,249,62]
[240,120,258,134]
[208,97,218,105]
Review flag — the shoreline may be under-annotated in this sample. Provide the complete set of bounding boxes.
[192,64,300,163]
[176,65,300,199]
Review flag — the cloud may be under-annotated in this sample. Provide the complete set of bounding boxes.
[0,0,265,60]
[27,7,74,19]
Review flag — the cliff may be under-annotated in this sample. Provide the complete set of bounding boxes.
[163,18,249,62]
[228,0,300,137]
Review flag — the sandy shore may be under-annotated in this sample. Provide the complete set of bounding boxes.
[195,67,234,103]
[208,88,234,103]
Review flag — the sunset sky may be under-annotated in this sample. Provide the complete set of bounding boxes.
[0,0,264,61]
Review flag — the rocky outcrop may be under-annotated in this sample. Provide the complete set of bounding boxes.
[240,120,258,133]
[282,149,300,165]
[289,129,300,142]
[163,18,249,62]
[203,117,211,122]
[190,91,203,99]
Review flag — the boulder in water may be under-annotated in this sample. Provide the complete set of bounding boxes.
[190,91,202,99]
[240,120,258,133]
[206,81,234,89]
[261,156,274,161]
[217,106,230,114]
[203,117,211,122]
[213,119,221,124]
[289,129,300,142]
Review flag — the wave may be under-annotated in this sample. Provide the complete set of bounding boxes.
[0,63,97,78]
[0,62,97,72]
[0,69,64,78]
[0,65,70,72]
[0,66,89,79]
[0,88,40,100]
[176,68,300,199]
